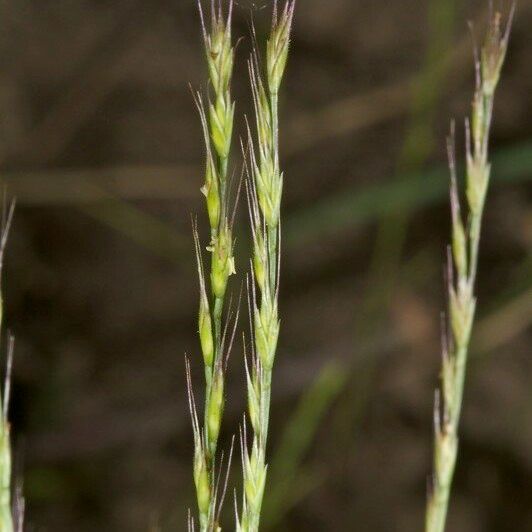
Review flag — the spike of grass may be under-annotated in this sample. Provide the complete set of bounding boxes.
[426,6,515,532]
[237,2,295,531]
[188,1,237,530]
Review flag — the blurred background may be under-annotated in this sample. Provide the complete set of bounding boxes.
[0,0,530,530]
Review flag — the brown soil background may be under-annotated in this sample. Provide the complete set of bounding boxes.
[0,0,530,530]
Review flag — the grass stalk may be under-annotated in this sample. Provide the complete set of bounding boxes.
[0,334,14,532]
[237,3,295,531]
[425,6,514,532]
[0,201,21,532]
[188,2,237,530]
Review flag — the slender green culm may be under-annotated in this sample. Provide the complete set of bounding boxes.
[0,201,21,532]
[237,2,295,531]
[426,6,514,532]
[0,336,14,532]
[188,2,236,531]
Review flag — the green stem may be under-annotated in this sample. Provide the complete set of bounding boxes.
[427,487,452,532]
[0,431,12,532]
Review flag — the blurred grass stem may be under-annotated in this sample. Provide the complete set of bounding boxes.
[425,6,514,531]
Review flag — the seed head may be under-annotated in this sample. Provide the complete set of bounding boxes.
[198,0,235,94]
[209,94,235,160]
[466,152,490,215]
[199,297,214,368]
[248,137,283,229]
[470,89,486,155]
[245,361,261,434]
[252,231,267,293]
[210,223,235,299]
[267,1,296,95]
[243,442,267,513]
[254,296,280,370]
[480,6,514,97]
[451,215,467,282]
[193,446,211,517]
[249,64,273,162]
[258,164,283,229]
[193,223,216,368]
[207,367,225,450]
[201,154,221,231]
[448,285,475,348]
[447,130,468,281]
[194,91,222,229]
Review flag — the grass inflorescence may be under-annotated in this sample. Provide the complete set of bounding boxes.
[186,2,518,530]
[188,1,238,530]
[425,6,514,532]
[236,3,295,531]
[187,2,295,530]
